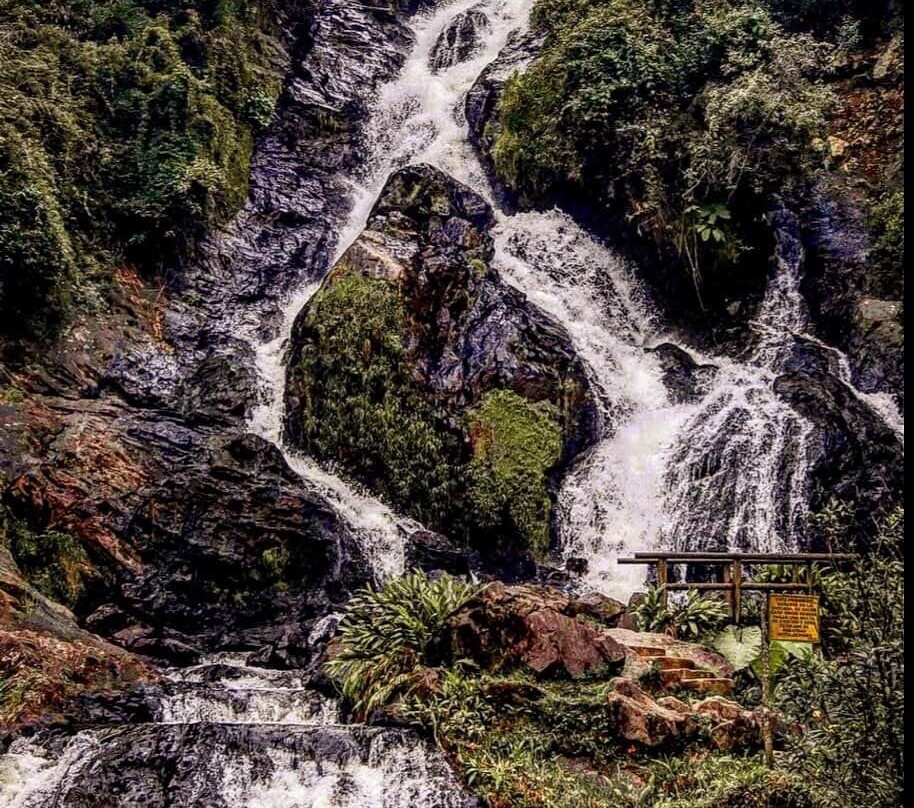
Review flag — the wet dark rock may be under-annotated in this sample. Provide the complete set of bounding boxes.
[0,0,423,666]
[848,297,903,400]
[285,164,597,560]
[405,529,481,577]
[801,184,903,405]
[429,8,489,72]
[648,343,718,404]
[773,370,904,534]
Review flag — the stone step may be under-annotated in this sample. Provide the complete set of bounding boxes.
[630,645,667,658]
[680,677,735,695]
[651,656,695,672]
[660,668,715,687]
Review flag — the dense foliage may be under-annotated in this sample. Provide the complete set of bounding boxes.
[326,503,903,808]
[0,0,284,335]
[293,273,463,529]
[492,0,902,316]
[775,509,904,808]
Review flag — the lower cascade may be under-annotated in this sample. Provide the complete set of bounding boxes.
[0,657,476,808]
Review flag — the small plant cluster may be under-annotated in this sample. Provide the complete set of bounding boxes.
[324,571,483,719]
[634,587,729,642]
[1,513,90,608]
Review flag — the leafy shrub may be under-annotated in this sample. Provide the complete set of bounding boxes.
[774,509,904,808]
[324,571,483,719]
[635,586,730,641]
[291,273,464,529]
[2,517,90,607]
[0,0,282,334]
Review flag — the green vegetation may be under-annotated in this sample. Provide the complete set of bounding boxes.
[293,273,569,558]
[865,188,904,298]
[326,504,902,808]
[0,0,284,335]
[775,509,904,808]
[1,516,90,608]
[493,0,843,311]
[635,587,730,642]
[466,390,563,557]
[324,571,483,719]
[293,273,463,528]
[326,571,827,808]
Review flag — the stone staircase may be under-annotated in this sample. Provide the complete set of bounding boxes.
[630,643,735,696]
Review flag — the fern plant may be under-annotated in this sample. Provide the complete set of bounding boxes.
[324,571,483,719]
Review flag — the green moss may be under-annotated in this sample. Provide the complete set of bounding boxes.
[294,273,464,529]
[865,188,903,299]
[2,518,89,608]
[0,0,284,334]
[466,389,562,557]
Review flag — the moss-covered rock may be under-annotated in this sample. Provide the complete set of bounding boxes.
[285,164,597,561]
[0,0,293,335]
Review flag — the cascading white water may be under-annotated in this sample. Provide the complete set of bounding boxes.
[247,0,538,584]
[0,659,473,808]
[249,0,906,599]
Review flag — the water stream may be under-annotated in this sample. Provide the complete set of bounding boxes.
[0,659,474,808]
[1,0,904,802]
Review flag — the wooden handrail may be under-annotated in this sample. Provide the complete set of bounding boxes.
[624,551,855,562]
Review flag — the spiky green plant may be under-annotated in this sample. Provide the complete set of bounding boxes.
[325,571,483,719]
[635,586,730,642]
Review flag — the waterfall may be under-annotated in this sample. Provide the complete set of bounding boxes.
[0,659,475,808]
[249,0,903,597]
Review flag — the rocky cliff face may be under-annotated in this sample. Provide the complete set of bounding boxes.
[0,0,437,721]
[285,165,597,561]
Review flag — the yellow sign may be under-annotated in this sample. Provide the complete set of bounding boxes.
[769,594,820,643]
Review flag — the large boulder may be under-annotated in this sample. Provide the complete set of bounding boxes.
[285,165,597,560]
[773,369,903,535]
[439,582,626,678]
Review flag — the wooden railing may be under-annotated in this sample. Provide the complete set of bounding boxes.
[617,551,856,624]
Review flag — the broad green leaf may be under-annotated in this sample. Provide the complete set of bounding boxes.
[712,625,762,671]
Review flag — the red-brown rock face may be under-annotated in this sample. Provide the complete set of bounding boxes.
[441,582,626,678]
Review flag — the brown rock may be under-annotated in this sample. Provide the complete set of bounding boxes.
[694,696,771,751]
[606,678,694,746]
[657,695,692,715]
[441,582,625,678]
[566,591,626,626]
[694,695,745,722]
[608,627,734,678]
